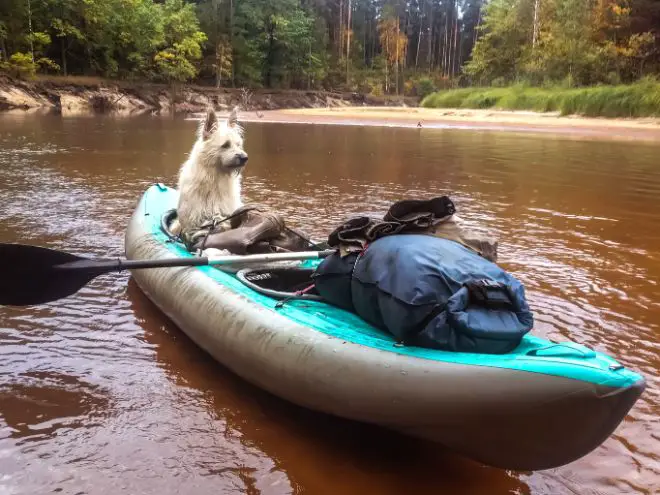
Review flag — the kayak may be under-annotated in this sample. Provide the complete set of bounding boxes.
[125,183,645,471]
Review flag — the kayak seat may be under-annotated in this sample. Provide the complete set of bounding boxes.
[236,267,323,301]
[160,208,181,242]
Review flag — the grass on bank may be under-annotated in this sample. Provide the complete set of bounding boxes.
[420,79,660,119]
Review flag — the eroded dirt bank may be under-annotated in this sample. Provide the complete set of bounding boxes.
[0,76,415,115]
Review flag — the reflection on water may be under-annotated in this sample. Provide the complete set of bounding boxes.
[0,112,658,494]
[0,371,109,443]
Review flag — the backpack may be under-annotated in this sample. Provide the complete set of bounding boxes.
[313,234,533,354]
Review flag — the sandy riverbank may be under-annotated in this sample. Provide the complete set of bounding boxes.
[238,107,660,142]
[4,75,660,141]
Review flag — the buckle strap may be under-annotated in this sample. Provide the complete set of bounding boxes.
[464,279,515,311]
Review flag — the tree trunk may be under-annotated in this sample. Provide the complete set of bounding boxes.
[346,0,352,85]
[61,37,67,76]
[533,0,540,48]
[452,11,458,77]
[27,0,34,62]
[416,0,424,70]
[429,15,442,72]
[433,20,440,71]
[403,10,410,70]
[372,17,376,63]
[454,16,461,78]
[230,0,235,87]
[395,18,400,95]
[385,58,389,93]
[214,0,221,88]
[364,12,368,66]
[474,6,482,47]
[447,10,453,77]
[265,21,275,87]
[385,31,390,93]
[339,0,344,57]
[451,2,458,77]
[308,41,312,89]
[427,3,434,70]
[443,9,449,76]
[216,42,222,88]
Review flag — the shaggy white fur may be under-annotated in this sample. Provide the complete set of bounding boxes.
[171,107,248,237]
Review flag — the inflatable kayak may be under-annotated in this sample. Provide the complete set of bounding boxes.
[125,183,645,471]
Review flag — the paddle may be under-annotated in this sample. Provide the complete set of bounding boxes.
[0,243,335,307]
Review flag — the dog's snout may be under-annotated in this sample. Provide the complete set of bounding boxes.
[237,153,248,165]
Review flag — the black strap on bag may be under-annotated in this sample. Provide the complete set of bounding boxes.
[394,302,447,347]
[464,279,515,311]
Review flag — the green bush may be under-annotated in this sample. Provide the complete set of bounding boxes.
[36,57,60,74]
[414,77,437,99]
[421,80,660,118]
[0,52,38,79]
[462,88,507,109]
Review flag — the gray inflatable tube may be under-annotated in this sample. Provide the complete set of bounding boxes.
[124,188,644,471]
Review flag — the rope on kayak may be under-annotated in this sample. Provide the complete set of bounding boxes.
[275,283,318,309]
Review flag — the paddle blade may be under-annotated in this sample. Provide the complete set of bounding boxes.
[0,243,102,306]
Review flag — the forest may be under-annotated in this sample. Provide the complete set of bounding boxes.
[0,1,659,97]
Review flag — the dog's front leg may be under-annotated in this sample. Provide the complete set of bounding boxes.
[202,247,233,257]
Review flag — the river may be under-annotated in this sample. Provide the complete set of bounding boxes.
[0,112,658,495]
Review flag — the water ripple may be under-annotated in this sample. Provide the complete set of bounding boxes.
[0,115,658,495]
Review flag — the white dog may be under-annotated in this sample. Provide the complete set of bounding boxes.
[171,107,248,240]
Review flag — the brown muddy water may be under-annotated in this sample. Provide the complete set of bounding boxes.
[0,113,658,495]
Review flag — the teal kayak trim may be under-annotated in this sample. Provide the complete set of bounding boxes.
[140,184,644,389]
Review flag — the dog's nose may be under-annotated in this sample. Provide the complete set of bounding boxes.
[237,153,248,165]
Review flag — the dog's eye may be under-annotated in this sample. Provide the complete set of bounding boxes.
[221,141,231,149]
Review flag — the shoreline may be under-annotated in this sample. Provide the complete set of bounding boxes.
[244,107,660,142]
[3,75,660,141]
[0,75,414,116]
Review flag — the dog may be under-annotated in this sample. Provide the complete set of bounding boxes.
[170,106,248,241]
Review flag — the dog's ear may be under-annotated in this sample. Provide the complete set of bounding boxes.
[201,108,218,140]
[228,106,239,128]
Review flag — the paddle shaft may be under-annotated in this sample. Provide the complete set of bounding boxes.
[0,243,336,306]
[55,249,336,273]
